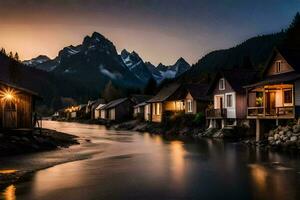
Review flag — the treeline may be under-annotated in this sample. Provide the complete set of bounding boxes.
[0,48,20,61]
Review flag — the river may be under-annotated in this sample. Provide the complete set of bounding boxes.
[1,121,300,200]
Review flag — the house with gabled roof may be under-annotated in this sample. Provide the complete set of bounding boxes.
[206,67,258,129]
[99,98,134,121]
[245,46,300,140]
[0,80,40,129]
[183,83,211,115]
[147,83,187,123]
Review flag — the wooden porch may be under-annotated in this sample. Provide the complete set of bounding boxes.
[247,84,295,119]
[206,108,227,119]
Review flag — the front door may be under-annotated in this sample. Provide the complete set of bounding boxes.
[266,92,276,115]
[3,101,17,128]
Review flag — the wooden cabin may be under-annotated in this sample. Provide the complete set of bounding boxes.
[94,102,106,119]
[206,68,258,129]
[132,95,153,120]
[90,99,106,119]
[183,84,211,115]
[100,98,134,122]
[133,102,147,119]
[147,84,186,123]
[0,80,39,129]
[245,47,300,140]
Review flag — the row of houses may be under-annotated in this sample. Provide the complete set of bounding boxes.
[55,45,300,141]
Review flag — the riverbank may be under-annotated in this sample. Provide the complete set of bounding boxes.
[0,128,79,156]
[0,128,80,189]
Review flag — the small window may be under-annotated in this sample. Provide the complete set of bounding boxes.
[219,78,225,90]
[226,94,233,107]
[284,89,292,104]
[275,61,281,73]
[187,100,193,112]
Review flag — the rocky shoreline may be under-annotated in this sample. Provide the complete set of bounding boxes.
[0,128,79,189]
[0,128,79,156]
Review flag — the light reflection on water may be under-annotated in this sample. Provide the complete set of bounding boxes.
[1,121,300,200]
[2,185,16,200]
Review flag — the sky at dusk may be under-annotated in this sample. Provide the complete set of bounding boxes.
[0,0,299,65]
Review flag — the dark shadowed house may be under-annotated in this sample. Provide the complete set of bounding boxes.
[0,80,40,129]
[206,68,258,129]
[131,95,153,119]
[245,46,300,140]
[183,84,211,115]
[100,98,135,121]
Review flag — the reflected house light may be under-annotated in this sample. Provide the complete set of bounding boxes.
[3,185,16,200]
[249,164,268,190]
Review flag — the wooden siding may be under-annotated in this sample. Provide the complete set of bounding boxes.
[213,78,234,95]
[0,88,34,129]
[266,52,294,76]
[211,77,246,119]
[236,93,247,119]
[295,80,300,106]
[108,108,115,120]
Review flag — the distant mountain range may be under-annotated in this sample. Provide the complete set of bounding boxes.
[23,32,191,85]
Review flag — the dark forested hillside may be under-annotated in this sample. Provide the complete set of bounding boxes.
[181,32,285,83]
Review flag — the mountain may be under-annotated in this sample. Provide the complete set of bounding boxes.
[153,58,191,82]
[23,55,58,72]
[120,49,153,83]
[23,32,143,92]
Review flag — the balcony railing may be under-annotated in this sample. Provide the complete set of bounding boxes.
[206,108,227,118]
[247,106,294,118]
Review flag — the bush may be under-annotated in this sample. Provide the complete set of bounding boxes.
[193,112,205,125]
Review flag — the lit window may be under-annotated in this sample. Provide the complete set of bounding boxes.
[187,100,193,112]
[284,89,292,104]
[275,61,281,73]
[219,78,225,90]
[226,94,233,107]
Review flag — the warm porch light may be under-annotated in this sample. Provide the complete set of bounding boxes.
[0,88,16,101]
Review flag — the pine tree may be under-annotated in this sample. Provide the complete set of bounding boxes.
[0,48,6,55]
[283,12,300,47]
[14,52,19,61]
[8,51,13,58]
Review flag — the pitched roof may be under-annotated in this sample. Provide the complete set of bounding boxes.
[134,102,148,108]
[147,83,183,103]
[184,83,211,101]
[100,98,129,110]
[130,95,153,104]
[91,99,106,110]
[244,71,300,88]
[208,68,259,94]
[0,79,40,97]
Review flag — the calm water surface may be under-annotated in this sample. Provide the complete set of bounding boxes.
[1,121,300,200]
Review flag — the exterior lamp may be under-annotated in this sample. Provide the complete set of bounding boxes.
[0,88,16,101]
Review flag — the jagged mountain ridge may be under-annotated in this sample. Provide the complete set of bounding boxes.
[23,32,191,84]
